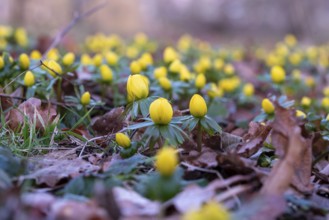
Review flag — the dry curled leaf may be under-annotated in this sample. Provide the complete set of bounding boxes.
[262,106,313,195]
[22,158,100,187]
[5,98,57,131]
[237,122,272,157]
[91,107,125,135]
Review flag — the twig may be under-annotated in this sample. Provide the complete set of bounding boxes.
[42,0,108,58]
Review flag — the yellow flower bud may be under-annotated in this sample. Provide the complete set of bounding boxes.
[207,83,223,99]
[105,51,119,66]
[195,73,206,89]
[214,58,224,71]
[126,46,139,59]
[93,54,103,67]
[180,66,192,81]
[134,32,148,46]
[155,147,178,176]
[81,92,91,105]
[218,77,241,93]
[189,94,207,118]
[285,34,297,47]
[0,56,4,70]
[223,64,234,75]
[14,27,28,47]
[81,54,92,65]
[296,110,306,118]
[127,74,149,101]
[323,87,329,97]
[46,48,59,61]
[169,59,182,73]
[292,69,301,81]
[183,200,231,220]
[322,97,329,109]
[301,96,311,107]
[158,77,171,91]
[154,66,167,79]
[130,60,142,75]
[163,47,178,63]
[24,71,35,87]
[100,64,113,82]
[270,65,285,84]
[46,60,63,77]
[115,133,131,148]
[289,52,302,66]
[30,50,42,60]
[149,98,173,125]
[62,52,75,66]
[243,83,254,97]
[262,98,275,114]
[305,76,315,88]
[19,53,30,70]
[177,35,191,52]
[199,56,211,71]
[139,53,153,69]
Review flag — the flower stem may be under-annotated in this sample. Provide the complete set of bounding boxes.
[197,121,202,152]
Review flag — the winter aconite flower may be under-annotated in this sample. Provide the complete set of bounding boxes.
[115,133,131,148]
[24,71,35,87]
[154,66,167,79]
[158,77,172,91]
[105,51,119,66]
[19,53,30,70]
[46,60,63,77]
[189,94,207,118]
[100,64,113,83]
[30,50,42,60]
[81,92,91,105]
[296,110,306,118]
[262,98,275,114]
[169,59,182,74]
[163,47,178,63]
[195,74,206,89]
[183,201,231,220]
[322,97,329,109]
[93,54,103,67]
[223,64,234,75]
[62,52,75,66]
[130,61,141,75]
[243,83,254,97]
[149,98,173,125]
[301,96,311,107]
[155,147,178,177]
[126,74,149,101]
[0,56,4,70]
[270,65,285,84]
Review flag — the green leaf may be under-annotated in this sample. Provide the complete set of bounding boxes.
[127,121,154,130]
[103,154,150,175]
[204,116,222,133]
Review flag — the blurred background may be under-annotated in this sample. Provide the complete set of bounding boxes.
[0,0,327,44]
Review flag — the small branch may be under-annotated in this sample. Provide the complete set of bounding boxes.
[42,0,108,58]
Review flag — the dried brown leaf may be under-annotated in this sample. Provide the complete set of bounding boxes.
[5,98,57,131]
[91,107,125,135]
[237,122,272,157]
[21,158,100,187]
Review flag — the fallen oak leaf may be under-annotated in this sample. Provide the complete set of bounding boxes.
[5,98,57,131]
[237,122,272,158]
[267,105,313,194]
[21,158,100,187]
[91,107,126,136]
